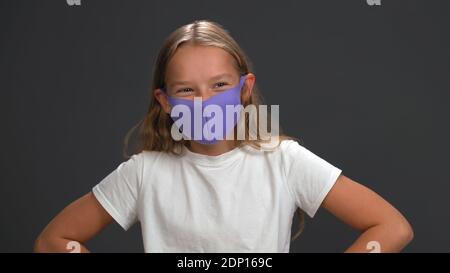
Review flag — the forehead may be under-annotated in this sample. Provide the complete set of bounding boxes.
[166,44,238,81]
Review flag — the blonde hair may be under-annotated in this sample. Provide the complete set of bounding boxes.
[124,20,305,241]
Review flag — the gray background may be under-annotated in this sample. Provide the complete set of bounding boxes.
[1,0,449,252]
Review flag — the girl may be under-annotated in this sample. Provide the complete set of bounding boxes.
[34,20,413,253]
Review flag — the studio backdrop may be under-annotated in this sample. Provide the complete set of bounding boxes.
[1,0,449,252]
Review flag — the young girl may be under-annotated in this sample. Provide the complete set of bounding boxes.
[34,20,413,253]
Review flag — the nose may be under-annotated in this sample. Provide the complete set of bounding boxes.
[193,88,215,101]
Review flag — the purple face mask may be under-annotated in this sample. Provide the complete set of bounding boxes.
[164,75,247,145]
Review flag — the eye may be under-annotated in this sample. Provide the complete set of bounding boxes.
[214,82,229,88]
[176,87,193,93]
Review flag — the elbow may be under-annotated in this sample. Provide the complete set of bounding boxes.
[34,231,56,253]
[34,232,85,253]
[33,234,47,253]
[399,220,414,245]
[392,218,414,249]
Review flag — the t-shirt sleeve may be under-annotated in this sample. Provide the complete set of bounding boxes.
[281,140,342,218]
[92,153,143,231]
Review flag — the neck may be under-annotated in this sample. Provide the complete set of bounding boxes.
[187,140,237,156]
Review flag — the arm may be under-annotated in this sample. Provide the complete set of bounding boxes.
[34,192,113,253]
[321,174,414,253]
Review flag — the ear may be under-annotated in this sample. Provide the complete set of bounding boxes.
[242,73,255,101]
[154,89,171,114]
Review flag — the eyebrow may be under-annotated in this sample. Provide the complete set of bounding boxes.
[209,73,234,81]
[169,73,234,89]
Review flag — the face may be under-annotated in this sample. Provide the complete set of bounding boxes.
[154,44,255,114]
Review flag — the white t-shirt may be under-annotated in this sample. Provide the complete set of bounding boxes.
[92,140,342,252]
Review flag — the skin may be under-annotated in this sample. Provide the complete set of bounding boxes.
[155,44,256,156]
[34,44,413,253]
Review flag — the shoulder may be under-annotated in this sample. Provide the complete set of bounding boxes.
[137,149,180,164]
[137,149,183,171]
[242,139,307,168]
[263,139,306,157]
[119,150,174,173]
[273,139,316,170]
[241,139,305,157]
[279,139,302,151]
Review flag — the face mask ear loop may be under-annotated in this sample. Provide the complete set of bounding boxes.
[159,86,172,114]
[240,74,251,99]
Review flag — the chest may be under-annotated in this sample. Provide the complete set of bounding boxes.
[140,160,292,249]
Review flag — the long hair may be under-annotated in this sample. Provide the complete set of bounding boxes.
[123,20,305,241]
